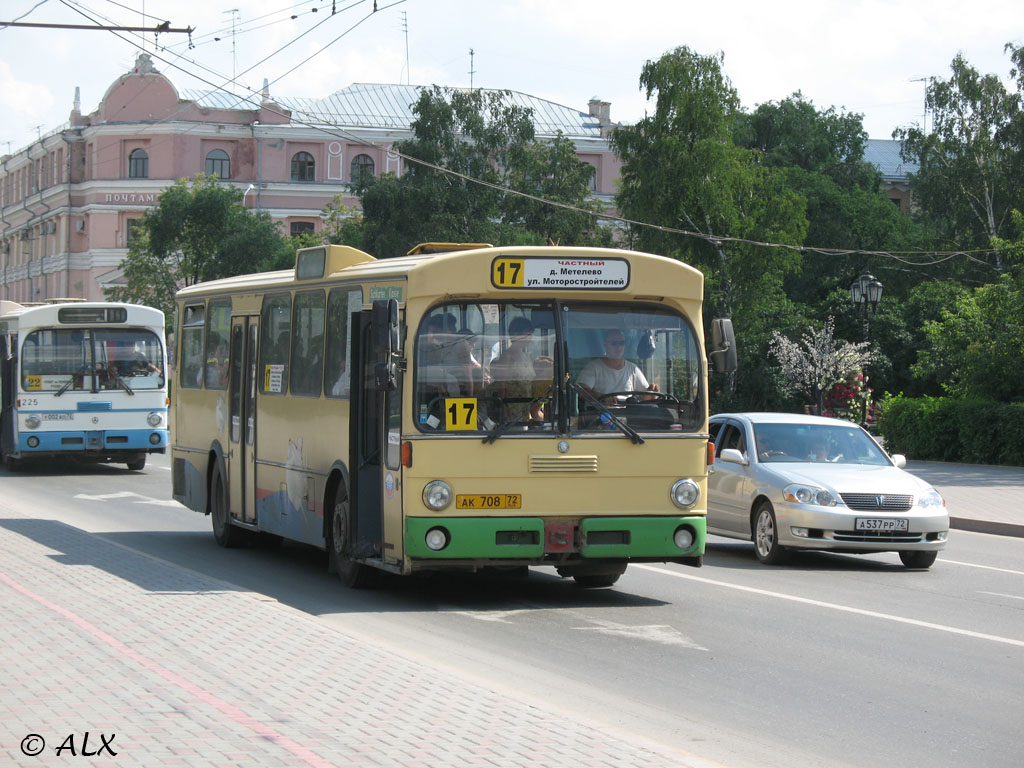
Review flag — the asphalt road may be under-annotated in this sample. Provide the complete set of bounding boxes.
[3,452,1023,768]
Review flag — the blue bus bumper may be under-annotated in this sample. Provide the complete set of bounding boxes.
[18,429,169,454]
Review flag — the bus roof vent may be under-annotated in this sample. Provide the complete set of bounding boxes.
[406,242,493,256]
[296,245,376,280]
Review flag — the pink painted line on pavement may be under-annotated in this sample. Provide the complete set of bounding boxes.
[0,570,343,768]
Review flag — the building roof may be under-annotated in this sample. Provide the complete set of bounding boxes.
[864,138,919,180]
[179,83,604,138]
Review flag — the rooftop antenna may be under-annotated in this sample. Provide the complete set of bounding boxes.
[223,8,240,89]
[910,77,929,134]
[469,48,475,90]
[401,11,410,85]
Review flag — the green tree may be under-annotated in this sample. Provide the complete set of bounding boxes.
[109,174,286,318]
[611,47,807,406]
[355,87,606,256]
[895,51,1023,273]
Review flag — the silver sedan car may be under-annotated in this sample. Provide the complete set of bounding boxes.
[707,412,949,568]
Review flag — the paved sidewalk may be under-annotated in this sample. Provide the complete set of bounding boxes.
[0,506,719,768]
[905,460,1024,538]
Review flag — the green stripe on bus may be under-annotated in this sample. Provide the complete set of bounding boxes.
[580,515,706,558]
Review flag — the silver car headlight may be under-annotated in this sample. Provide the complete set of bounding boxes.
[783,483,837,507]
[422,480,453,511]
[670,478,700,509]
[918,489,945,508]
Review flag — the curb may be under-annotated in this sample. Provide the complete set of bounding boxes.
[950,516,1024,539]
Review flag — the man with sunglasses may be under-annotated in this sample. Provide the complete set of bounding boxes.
[578,329,660,402]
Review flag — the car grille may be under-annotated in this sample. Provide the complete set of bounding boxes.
[839,493,913,511]
[832,531,923,543]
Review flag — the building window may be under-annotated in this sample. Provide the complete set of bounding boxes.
[291,151,315,181]
[126,219,142,244]
[350,153,374,182]
[290,221,315,238]
[205,149,231,179]
[128,149,148,178]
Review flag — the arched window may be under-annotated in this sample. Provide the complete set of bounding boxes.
[291,151,315,181]
[205,149,231,179]
[128,149,148,179]
[350,153,374,182]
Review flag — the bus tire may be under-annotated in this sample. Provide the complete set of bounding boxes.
[3,454,21,472]
[573,573,621,588]
[210,464,245,548]
[126,455,146,471]
[328,487,373,588]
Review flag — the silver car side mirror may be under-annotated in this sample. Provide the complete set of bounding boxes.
[719,448,748,466]
[891,453,907,468]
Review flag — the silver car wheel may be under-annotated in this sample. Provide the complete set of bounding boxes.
[752,501,790,565]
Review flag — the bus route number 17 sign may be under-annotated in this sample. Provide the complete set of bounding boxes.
[491,257,630,290]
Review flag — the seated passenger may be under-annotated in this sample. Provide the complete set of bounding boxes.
[488,317,540,423]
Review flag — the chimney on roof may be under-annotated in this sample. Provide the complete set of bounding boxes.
[262,78,271,102]
[588,97,611,125]
[73,86,81,113]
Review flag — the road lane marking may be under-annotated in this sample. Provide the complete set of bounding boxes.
[635,564,1024,649]
[979,591,1024,601]
[0,570,339,768]
[574,619,708,650]
[75,491,181,507]
[939,559,1024,576]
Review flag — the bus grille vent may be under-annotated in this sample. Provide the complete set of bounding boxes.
[529,455,598,473]
[78,401,112,411]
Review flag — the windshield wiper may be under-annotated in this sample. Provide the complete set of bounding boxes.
[109,371,135,395]
[482,385,554,444]
[568,381,645,444]
[55,364,92,397]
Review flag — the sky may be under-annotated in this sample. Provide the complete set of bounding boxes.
[1,0,1022,155]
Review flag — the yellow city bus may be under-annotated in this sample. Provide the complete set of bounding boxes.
[171,243,735,587]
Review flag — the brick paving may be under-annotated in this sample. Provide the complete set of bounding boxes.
[0,507,718,768]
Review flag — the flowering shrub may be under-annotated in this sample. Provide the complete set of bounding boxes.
[821,371,875,424]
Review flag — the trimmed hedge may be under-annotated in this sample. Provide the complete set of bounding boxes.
[876,395,1024,466]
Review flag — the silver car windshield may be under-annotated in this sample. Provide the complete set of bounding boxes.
[753,423,890,465]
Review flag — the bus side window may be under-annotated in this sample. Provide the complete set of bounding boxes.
[259,293,291,395]
[290,290,325,397]
[204,299,231,390]
[180,303,205,389]
[325,288,361,398]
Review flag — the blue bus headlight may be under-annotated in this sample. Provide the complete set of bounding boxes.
[422,480,453,511]
[147,412,163,427]
[24,415,40,429]
[670,479,700,509]
[27,436,40,448]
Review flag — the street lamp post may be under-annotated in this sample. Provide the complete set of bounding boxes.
[850,272,883,341]
[850,272,883,427]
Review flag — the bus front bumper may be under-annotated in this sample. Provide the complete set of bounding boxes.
[404,514,706,563]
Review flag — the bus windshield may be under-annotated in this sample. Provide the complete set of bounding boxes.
[21,328,165,392]
[414,301,702,435]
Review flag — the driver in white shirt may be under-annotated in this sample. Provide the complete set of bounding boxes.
[578,329,660,402]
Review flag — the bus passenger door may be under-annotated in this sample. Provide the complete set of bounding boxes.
[348,306,396,562]
[228,317,258,526]
[0,336,16,460]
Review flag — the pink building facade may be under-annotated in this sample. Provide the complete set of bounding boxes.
[1,54,622,302]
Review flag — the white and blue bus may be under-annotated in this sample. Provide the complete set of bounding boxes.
[0,300,169,471]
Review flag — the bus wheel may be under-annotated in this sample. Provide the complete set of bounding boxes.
[3,454,21,472]
[210,464,245,548]
[573,573,621,588]
[329,490,373,588]
[126,455,146,471]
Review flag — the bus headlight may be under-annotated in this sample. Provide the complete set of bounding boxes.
[425,527,450,551]
[24,415,40,430]
[670,478,700,509]
[147,412,163,427]
[422,480,453,511]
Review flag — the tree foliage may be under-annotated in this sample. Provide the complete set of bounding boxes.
[355,87,609,257]
[895,51,1023,273]
[108,174,287,319]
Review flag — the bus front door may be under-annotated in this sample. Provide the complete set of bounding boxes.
[227,317,258,526]
[348,310,385,562]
